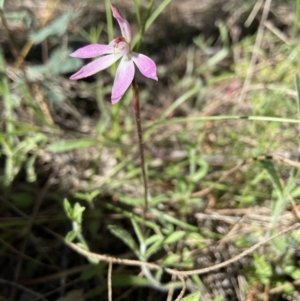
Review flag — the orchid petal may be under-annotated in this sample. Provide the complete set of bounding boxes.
[132,53,158,81]
[111,56,135,104]
[111,5,132,43]
[70,44,114,58]
[70,53,122,80]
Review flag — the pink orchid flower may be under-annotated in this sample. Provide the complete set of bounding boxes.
[70,5,158,104]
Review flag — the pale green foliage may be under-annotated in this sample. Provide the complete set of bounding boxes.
[0,62,48,185]
[47,138,98,153]
[108,224,140,257]
[64,199,85,227]
[30,11,78,44]
[180,292,201,301]
[27,48,83,80]
[247,253,272,285]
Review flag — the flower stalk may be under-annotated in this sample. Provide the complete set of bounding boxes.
[70,4,157,225]
[132,79,148,226]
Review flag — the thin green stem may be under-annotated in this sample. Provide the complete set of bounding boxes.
[134,0,155,51]
[132,79,148,227]
[133,0,141,27]
[295,0,300,36]
[0,10,20,59]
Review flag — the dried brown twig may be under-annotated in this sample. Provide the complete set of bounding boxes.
[64,223,300,277]
[4,186,297,280]
[174,276,186,301]
[1,175,300,291]
[108,261,113,301]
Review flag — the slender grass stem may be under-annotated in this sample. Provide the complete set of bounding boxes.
[132,79,148,227]
[0,10,20,59]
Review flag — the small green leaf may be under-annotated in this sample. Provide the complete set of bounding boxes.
[218,21,230,49]
[63,198,73,220]
[117,195,144,206]
[158,212,198,232]
[190,157,209,183]
[65,229,80,243]
[74,189,101,203]
[213,297,225,301]
[253,253,272,284]
[281,282,294,294]
[260,160,283,192]
[284,265,300,280]
[14,133,48,155]
[112,274,153,287]
[63,200,85,223]
[180,291,200,301]
[145,234,163,246]
[145,237,164,259]
[260,160,288,227]
[272,236,287,254]
[185,232,205,247]
[73,203,85,224]
[26,154,37,182]
[131,219,145,246]
[161,254,179,266]
[291,186,300,198]
[164,231,186,245]
[108,225,140,256]
[47,138,98,153]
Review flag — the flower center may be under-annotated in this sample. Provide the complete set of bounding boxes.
[114,36,125,45]
[113,36,130,54]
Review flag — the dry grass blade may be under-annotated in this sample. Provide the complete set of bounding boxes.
[63,223,300,278]
[238,0,273,103]
[173,276,186,301]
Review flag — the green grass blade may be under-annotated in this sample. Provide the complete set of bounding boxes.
[180,292,201,301]
[144,0,173,33]
[131,0,173,48]
[159,85,201,121]
[108,225,140,257]
[295,0,300,36]
[259,161,287,228]
[133,0,141,27]
[47,139,98,153]
[153,115,300,126]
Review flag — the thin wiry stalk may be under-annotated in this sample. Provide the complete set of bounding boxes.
[132,79,148,228]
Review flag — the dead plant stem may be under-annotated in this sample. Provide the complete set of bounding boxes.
[108,261,113,301]
[63,223,300,277]
[2,196,299,282]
